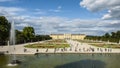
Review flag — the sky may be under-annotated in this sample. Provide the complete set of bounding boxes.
[0,0,120,36]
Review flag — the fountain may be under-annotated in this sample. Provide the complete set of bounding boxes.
[7,21,21,66]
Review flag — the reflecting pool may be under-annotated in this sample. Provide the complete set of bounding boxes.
[0,54,120,68]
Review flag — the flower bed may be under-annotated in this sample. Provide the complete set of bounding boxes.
[25,39,69,48]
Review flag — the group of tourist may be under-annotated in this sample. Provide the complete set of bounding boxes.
[22,40,113,53]
[66,40,113,53]
[23,48,39,53]
[77,47,112,53]
[97,48,112,52]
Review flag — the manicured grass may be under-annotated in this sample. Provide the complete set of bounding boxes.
[25,39,70,48]
[25,43,69,48]
[90,43,120,49]
[77,40,120,49]
[76,40,102,43]
[47,39,67,43]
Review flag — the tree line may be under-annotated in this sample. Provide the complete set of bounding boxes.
[85,31,120,43]
[0,16,52,45]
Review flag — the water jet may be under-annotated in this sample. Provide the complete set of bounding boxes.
[7,21,21,66]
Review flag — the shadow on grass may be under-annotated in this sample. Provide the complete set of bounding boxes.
[55,59,106,68]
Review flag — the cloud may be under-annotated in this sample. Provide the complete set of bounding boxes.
[34,11,46,15]
[0,6,28,23]
[7,16,120,35]
[0,0,15,2]
[0,6,26,16]
[102,6,120,19]
[9,16,120,35]
[49,6,62,12]
[0,6,28,29]
[31,16,120,35]
[58,6,62,9]
[16,23,29,27]
[80,0,120,19]
[0,6,120,35]
[34,9,47,15]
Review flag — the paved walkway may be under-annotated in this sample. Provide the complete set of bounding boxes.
[0,40,120,55]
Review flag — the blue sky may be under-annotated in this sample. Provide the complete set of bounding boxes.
[0,0,120,35]
[0,0,101,19]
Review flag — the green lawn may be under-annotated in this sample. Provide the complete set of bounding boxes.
[77,40,120,49]
[76,40,102,43]
[89,43,120,49]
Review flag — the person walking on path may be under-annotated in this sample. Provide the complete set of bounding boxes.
[36,49,39,52]
[24,48,27,52]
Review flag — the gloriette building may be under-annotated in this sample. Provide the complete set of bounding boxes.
[50,34,86,40]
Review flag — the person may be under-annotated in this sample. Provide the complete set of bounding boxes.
[61,49,63,52]
[110,48,112,52]
[83,47,85,51]
[79,48,81,52]
[97,48,99,51]
[70,48,72,51]
[91,48,94,52]
[36,49,39,52]
[100,48,103,52]
[6,51,9,53]
[105,48,107,52]
[24,48,27,52]
[75,49,77,52]
[46,48,48,52]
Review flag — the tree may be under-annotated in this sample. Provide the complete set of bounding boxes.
[16,30,25,44]
[116,31,120,38]
[111,32,116,38]
[35,35,52,41]
[0,16,10,45]
[104,33,110,38]
[85,31,120,43]
[22,26,35,42]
